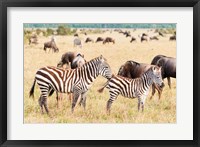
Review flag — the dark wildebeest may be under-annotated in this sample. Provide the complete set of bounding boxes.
[56,53,86,108]
[74,38,82,48]
[74,33,78,37]
[150,36,159,41]
[169,35,176,41]
[96,37,104,43]
[158,32,164,37]
[130,37,136,43]
[103,37,115,44]
[126,33,131,37]
[85,37,94,43]
[43,39,59,53]
[57,52,84,69]
[117,60,164,99]
[151,55,176,99]
[142,33,148,37]
[141,35,148,42]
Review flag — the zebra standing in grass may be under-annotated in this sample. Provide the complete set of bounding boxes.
[98,66,164,114]
[29,55,112,114]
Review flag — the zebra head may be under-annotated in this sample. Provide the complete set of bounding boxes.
[98,55,112,79]
[151,66,165,88]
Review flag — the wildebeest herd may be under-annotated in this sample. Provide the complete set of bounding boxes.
[26,28,176,121]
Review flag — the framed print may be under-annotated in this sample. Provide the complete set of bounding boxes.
[0,0,199,147]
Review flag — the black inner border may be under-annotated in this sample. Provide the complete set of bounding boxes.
[0,0,199,147]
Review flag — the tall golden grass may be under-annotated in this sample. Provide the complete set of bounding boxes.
[24,29,176,123]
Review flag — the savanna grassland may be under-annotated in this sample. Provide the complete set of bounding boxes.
[24,28,176,123]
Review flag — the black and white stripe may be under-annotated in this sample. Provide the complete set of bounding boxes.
[29,55,112,114]
[98,66,164,114]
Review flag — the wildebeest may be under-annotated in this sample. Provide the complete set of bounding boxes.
[103,37,115,44]
[158,32,164,37]
[57,51,84,69]
[118,60,153,79]
[169,35,176,41]
[29,35,38,45]
[117,60,163,99]
[74,33,78,37]
[74,38,82,48]
[151,55,176,99]
[150,36,159,40]
[85,37,94,43]
[43,39,59,53]
[141,35,148,42]
[96,37,104,43]
[130,37,136,43]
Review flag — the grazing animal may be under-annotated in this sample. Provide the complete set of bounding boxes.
[98,66,164,114]
[130,37,136,43]
[142,33,148,37]
[29,35,38,45]
[126,33,131,37]
[158,32,164,37]
[74,33,79,37]
[103,37,115,44]
[141,35,148,42]
[117,61,152,79]
[57,52,84,69]
[96,37,104,43]
[43,39,59,53]
[74,38,82,48]
[150,36,159,40]
[169,35,176,41]
[85,37,94,43]
[151,55,176,99]
[29,55,112,114]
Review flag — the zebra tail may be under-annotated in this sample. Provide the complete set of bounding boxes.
[97,80,109,93]
[29,78,36,98]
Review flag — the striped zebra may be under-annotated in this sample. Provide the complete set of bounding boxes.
[29,55,112,114]
[98,66,164,114]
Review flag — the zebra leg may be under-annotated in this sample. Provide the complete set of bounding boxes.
[150,83,156,99]
[71,90,81,113]
[42,96,49,114]
[138,97,145,112]
[107,92,118,115]
[56,92,62,109]
[167,77,171,89]
[80,92,87,110]
[38,95,44,114]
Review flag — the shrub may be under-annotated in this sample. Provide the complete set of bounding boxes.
[36,29,42,35]
[46,28,54,36]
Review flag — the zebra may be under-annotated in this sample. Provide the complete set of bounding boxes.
[29,55,112,114]
[98,66,164,114]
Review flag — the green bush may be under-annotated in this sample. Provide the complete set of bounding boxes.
[57,25,67,35]
[36,29,42,35]
[46,28,54,36]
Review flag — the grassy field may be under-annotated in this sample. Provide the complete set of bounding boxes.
[24,29,176,123]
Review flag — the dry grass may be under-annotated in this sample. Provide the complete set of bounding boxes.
[24,29,176,123]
